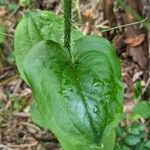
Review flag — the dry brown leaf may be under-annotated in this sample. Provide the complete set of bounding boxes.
[127,14,134,21]
[0,6,7,17]
[83,3,99,20]
[124,33,145,47]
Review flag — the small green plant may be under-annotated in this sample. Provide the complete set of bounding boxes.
[115,122,150,150]
[20,0,31,7]
[115,101,150,150]
[14,0,124,149]
[115,78,150,150]
[129,80,150,120]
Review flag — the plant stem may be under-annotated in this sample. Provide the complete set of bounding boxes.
[64,0,72,51]
[100,18,147,33]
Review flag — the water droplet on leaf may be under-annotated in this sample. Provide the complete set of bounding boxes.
[93,105,98,114]
[93,82,99,87]
[91,92,95,96]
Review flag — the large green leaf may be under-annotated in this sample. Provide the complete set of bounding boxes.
[30,101,48,128]
[14,10,83,82]
[23,36,123,149]
[133,101,150,119]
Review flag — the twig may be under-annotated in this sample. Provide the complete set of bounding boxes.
[0,144,13,150]
[7,142,38,149]
[100,18,147,33]
[116,0,150,29]
[21,122,41,131]
[5,100,11,111]
[13,112,30,118]
[0,74,19,86]
[12,79,22,95]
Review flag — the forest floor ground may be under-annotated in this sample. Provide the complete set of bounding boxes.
[0,0,149,150]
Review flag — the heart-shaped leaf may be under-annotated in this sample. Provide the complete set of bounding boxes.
[15,10,83,82]
[23,35,123,149]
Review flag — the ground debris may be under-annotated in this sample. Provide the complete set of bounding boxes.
[0,0,149,149]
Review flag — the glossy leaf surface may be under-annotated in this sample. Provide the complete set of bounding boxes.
[14,10,83,82]
[23,36,123,149]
